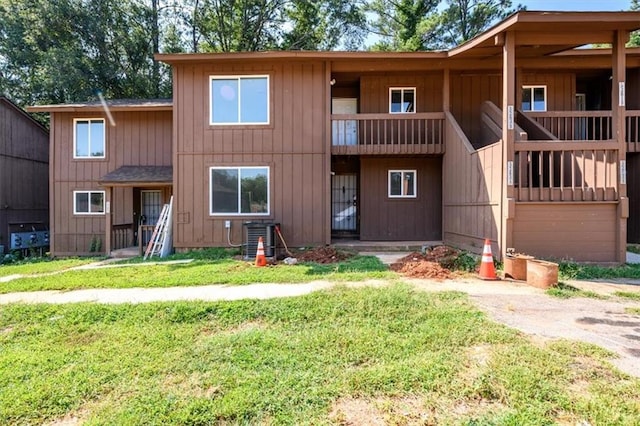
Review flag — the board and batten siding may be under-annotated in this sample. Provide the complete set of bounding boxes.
[359,73,444,113]
[442,113,502,255]
[50,110,172,255]
[359,157,442,241]
[172,61,328,249]
[0,100,49,251]
[450,71,576,146]
[513,203,617,262]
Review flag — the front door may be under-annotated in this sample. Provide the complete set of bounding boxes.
[140,190,162,245]
[332,98,358,146]
[331,174,357,235]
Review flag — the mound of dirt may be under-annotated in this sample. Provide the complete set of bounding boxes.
[390,246,462,279]
[294,246,352,264]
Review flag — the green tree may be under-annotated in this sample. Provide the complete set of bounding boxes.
[630,0,640,47]
[433,0,522,48]
[366,0,440,51]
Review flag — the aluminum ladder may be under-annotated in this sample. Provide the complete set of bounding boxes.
[143,200,171,260]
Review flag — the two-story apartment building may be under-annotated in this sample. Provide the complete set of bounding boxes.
[30,11,640,263]
[0,97,49,255]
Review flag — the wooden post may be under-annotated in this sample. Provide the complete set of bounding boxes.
[325,60,333,245]
[613,30,629,263]
[443,68,450,112]
[501,31,516,260]
[104,186,112,256]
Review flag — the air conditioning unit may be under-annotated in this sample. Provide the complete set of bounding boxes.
[242,222,278,260]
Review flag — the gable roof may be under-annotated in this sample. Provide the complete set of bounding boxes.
[0,96,48,134]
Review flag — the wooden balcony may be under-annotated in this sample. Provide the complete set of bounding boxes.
[627,110,640,152]
[331,112,445,155]
[526,111,612,141]
[514,141,619,202]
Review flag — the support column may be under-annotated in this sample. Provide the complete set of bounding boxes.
[104,186,112,256]
[613,30,629,263]
[324,60,333,245]
[443,68,450,112]
[501,31,516,259]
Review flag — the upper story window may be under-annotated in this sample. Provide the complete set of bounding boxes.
[73,190,105,215]
[389,88,415,113]
[388,170,416,198]
[521,86,547,112]
[74,119,105,158]
[210,166,270,215]
[210,76,269,125]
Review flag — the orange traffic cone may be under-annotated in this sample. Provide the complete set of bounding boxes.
[479,238,499,280]
[255,236,267,267]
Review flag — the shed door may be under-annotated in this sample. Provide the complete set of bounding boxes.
[332,98,358,146]
[332,174,357,232]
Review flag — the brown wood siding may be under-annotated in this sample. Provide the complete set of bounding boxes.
[520,71,576,111]
[0,100,48,251]
[173,61,328,248]
[627,153,640,243]
[359,157,441,240]
[513,203,617,262]
[360,73,443,113]
[450,71,575,146]
[450,72,502,146]
[442,114,502,255]
[50,110,172,255]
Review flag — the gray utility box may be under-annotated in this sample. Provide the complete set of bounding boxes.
[242,222,278,260]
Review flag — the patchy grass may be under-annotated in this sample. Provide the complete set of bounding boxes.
[625,307,640,315]
[1,285,638,425]
[560,262,640,280]
[0,255,393,294]
[0,257,98,278]
[114,247,240,264]
[614,291,640,301]
[546,283,607,299]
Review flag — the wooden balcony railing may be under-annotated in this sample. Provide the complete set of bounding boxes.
[627,111,640,152]
[514,141,619,202]
[331,112,445,154]
[526,111,612,141]
[111,223,134,250]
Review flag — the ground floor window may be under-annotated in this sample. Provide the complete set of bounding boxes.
[210,166,270,215]
[521,85,547,111]
[73,190,105,214]
[388,170,416,198]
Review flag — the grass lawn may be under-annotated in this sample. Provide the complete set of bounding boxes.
[1,285,638,425]
[0,255,394,294]
[0,258,98,278]
[546,283,608,299]
[560,261,640,280]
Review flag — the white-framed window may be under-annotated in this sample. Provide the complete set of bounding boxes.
[388,170,416,198]
[73,190,105,215]
[210,166,270,215]
[74,118,105,158]
[389,88,415,113]
[521,85,547,112]
[210,75,269,125]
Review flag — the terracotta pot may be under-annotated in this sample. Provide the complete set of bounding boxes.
[504,254,534,281]
[526,259,559,289]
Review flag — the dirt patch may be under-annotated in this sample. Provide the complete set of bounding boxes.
[295,247,352,264]
[389,246,463,279]
[44,409,89,426]
[330,397,386,425]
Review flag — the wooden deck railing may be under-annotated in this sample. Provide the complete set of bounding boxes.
[111,223,134,250]
[331,112,445,154]
[627,110,640,151]
[514,141,619,202]
[526,111,612,141]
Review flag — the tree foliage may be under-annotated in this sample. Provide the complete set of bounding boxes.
[630,0,640,47]
[367,0,521,51]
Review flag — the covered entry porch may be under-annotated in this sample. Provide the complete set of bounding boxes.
[99,166,173,255]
